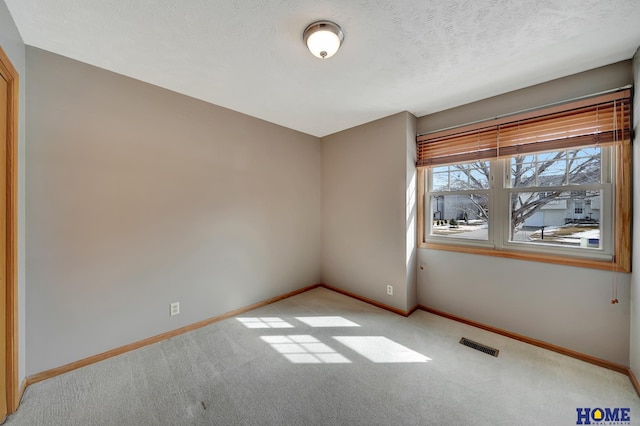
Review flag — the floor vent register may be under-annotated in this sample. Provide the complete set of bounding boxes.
[459,337,499,357]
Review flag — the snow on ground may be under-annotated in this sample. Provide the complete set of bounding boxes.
[567,229,599,239]
[433,221,600,247]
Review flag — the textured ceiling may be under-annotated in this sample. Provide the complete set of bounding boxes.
[5,0,640,137]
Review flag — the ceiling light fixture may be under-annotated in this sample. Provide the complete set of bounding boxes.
[303,20,344,59]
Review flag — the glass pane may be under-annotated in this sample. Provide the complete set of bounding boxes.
[432,171,449,191]
[537,161,566,186]
[511,159,535,187]
[430,194,489,240]
[468,168,490,189]
[510,148,601,187]
[431,162,490,191]
[568,147,601,184]
[509,190,601,248]
[536,151,559,162]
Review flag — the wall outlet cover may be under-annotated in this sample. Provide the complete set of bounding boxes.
[170,302,180,316]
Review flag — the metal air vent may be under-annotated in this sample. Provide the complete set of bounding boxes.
[460,337,499,357]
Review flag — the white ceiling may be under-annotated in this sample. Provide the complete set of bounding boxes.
[5,0,640,137]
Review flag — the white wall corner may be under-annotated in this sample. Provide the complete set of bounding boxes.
[405,112,418,309]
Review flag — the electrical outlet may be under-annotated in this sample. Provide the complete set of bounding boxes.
[170,302,180,316]
[386,285,393,296]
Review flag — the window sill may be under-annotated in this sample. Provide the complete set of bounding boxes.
[418,241,630,273]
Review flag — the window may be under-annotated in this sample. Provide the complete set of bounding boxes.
[429,162,490,240]
[416,90,631,271]
[507,147,606,248]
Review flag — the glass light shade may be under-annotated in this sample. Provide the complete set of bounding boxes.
[303,21,344,59]
[306,30,341,59]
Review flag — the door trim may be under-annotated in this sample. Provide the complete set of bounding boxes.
[0,44,19,414]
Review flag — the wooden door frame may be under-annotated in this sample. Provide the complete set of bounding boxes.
[0,44,19,414]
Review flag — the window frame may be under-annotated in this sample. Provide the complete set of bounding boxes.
[416,91,632,272]
[425,161,494,247]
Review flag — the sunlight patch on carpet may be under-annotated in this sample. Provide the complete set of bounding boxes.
[333,336,430,363]
[236,317,294,328]
[261,335,352,364]
[295,316,361,327]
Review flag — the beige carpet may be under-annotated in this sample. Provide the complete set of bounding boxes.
[5,287,639,425]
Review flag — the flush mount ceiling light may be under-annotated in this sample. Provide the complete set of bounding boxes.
[303,20,344,59]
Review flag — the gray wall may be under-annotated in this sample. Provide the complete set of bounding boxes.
[631,47,640,373]
[321,112,417,312]
[0,2,26,386]
[417,61,633,366]
[25,48,321,375]
[417,61,633,135]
